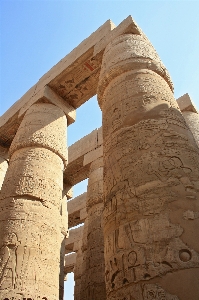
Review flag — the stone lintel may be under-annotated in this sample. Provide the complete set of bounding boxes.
[65,225,84,254]
[0,145,9,160]
[63,183,73,199]
[0,16,143,148]
[176,93,198,113]
[64,127,102,185]
[19,85,76,124]
[83,144,103,166]
[80,207,87,222]
[69,129,98,163]
[94,15,142,56]
[68,193,87,228]
[64,253,77,274]
[0,19,114,147]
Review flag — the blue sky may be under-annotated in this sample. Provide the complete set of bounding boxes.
[1,1,199,299]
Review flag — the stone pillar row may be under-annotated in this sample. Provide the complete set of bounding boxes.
[97,33,199,300]
[0,103,68,300]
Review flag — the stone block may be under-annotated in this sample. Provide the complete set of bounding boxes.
[176,93,198,113]
[64,252,77,274]
[83,145,103,166]
[68,193,87,228]
[63,183,73,199]
[19,86,76,125]
[80,207,88,221]
[68,192,86,215]
[97,126,103,146]
[65,225,84,253]
[94,15,142,56]
[69,129,98,163]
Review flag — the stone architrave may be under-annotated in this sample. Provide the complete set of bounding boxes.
[97,30,199,299]
[0,103,68,300]
[79,157,106,300]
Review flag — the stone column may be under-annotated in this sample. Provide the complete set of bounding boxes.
[182,112,199,147]
[0,151,8,190]
[0,103,68,300]
[176,93,199,148]
[74,220,86,300]
[98,32,199,300]
[80,157,106,300]
[59,185,70,300]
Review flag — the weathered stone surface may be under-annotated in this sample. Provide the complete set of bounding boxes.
[98,33,199,300]
[64,252,77,274]
[0,156,8,190]
[176,94,199,147]
[176,93,198,113]
[9,103,68,165]
[79,157,106,300]
[0,103,67,300]
[74,218,87,300]
[0,19,115,148]
[63,183,73,199]
[65,226,84,254]
[69,129,98,163]
[0,16,159,150]
[182,111,199,148]
[1,16,199,300]
[64,127,102,186]
[68,192,87,228]
[83,145,103,166]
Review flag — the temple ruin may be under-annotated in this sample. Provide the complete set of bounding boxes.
[0,16,199,300]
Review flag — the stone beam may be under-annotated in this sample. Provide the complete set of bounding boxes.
[0,16,145,148]
[68,192,87,228]
[64,253,77,274]
[0,86,76,147]
[64,127,103,185]
[65,225,84,254]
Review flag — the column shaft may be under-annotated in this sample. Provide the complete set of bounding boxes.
[98,33,199,300]
[0,156,8,190]
[182,111,199,147]
[79,157,106,300]
[0,103,67,300]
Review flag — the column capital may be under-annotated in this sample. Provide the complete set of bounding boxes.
[97,33,173,108]
[9,103,68,165]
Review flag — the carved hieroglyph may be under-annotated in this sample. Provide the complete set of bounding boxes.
[0,103,67,300]
[79,157,106,300]
[98,33,199,300]
[182,111,199,148]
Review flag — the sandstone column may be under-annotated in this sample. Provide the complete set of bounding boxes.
[59,184,70,300]
[0,103,68,300]
[79,157,106,300]
[177,94,199,148]
[74,219,87,300]
[0,151,8,190]
[98,31,199,300]
[182,111,199,148]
